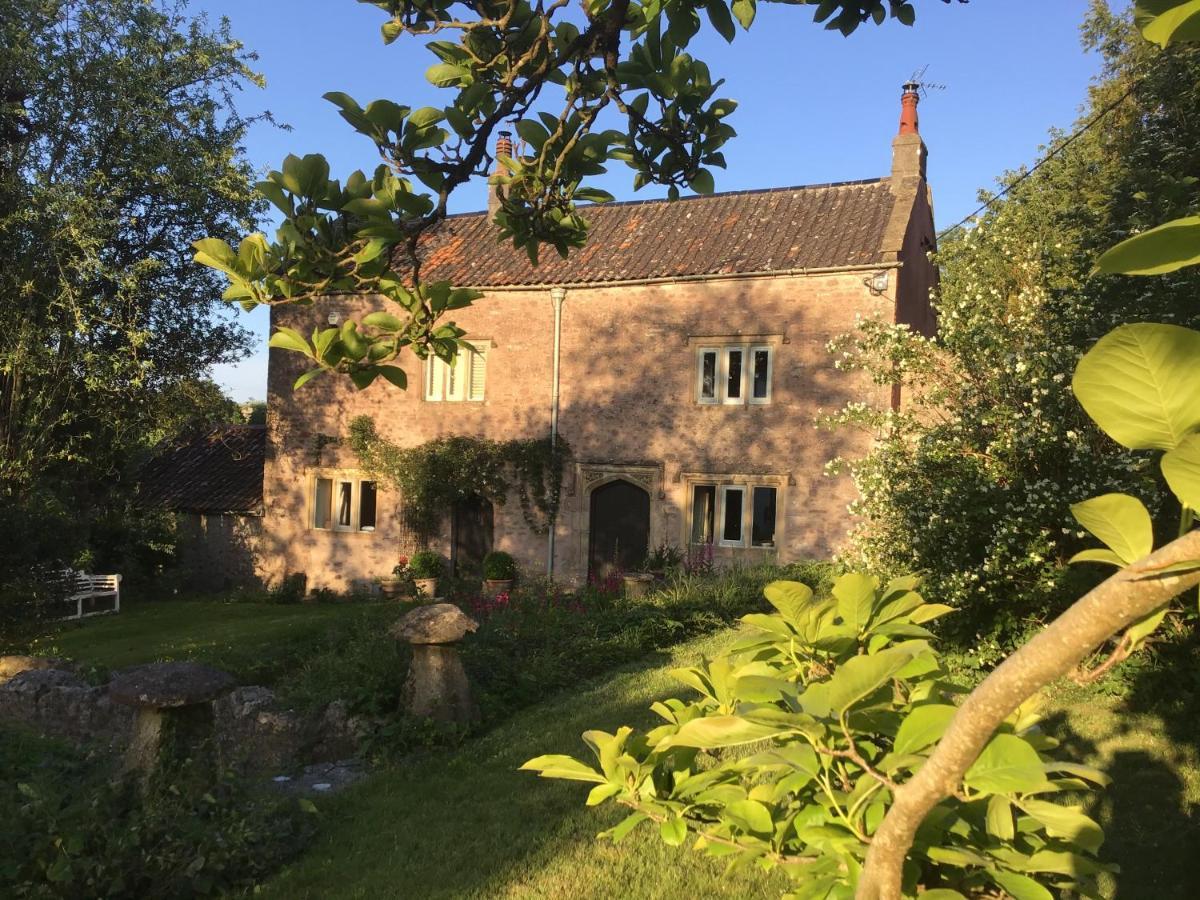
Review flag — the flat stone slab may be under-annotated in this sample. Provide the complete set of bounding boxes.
[109,661,235,708]
[389,603,478,645]
[0,655,69,684]
[269,759,366,796]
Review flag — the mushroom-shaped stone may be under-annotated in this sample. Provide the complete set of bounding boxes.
[388,602,478,644]
[390,604,479,726]
[109,662,235,781]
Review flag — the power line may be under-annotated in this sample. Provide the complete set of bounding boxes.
[936,79,1141,239]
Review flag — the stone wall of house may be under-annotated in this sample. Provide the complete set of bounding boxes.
[260,264,931,591]
[174,512,263,593]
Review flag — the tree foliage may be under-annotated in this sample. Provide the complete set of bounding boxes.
[0,0,266,490]
[827,1,1200,639]
[194,0,964,390]
[0,0,267,594]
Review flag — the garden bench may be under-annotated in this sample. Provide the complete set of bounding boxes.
[58,569,122,620]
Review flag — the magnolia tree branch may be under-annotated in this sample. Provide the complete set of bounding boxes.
[856,528,1200,900]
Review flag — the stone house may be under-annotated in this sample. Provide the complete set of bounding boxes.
[259,85,937,591]
[140,424,265,592]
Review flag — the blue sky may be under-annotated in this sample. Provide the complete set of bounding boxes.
[200,0,1106,401]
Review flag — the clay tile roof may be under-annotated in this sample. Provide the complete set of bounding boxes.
[139,425,265,515]
[416,178,896,288]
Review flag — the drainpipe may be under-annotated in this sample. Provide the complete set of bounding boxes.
[547,286,567,577]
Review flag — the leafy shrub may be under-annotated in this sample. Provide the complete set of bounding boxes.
[524,574,1111,898]
[0,728,316,898]
[641,542,684,573]
[408,551,445,580]
[482,550,517,580]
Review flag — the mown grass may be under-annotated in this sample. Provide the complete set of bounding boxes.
[21,599,392,684]
[261,628,787,900]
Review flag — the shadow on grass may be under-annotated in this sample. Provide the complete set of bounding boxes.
[262,632,783,900]
[1042,681,1200,900]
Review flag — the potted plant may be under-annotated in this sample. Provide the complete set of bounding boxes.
[376,556,413,600]
[408,551,445,599]
[482,551,517,596]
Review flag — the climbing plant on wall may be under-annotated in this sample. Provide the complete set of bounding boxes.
[347,416,568,539]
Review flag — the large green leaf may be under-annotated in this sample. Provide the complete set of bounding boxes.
[1072,323,1200,450]
[893,704,957,755]
[807,643,922,716]
[1015,799,1104,853]
[964,734,1047,794]
[763,580,812,622]
[1162,432,1200,509]
[991,870,1053,900]
[519,754,606,783]
[1069,493,1154,565]
[1139,0,1200,46]
[659,715,790,749]
[1097,215,1200,274]
[833,572,877,634]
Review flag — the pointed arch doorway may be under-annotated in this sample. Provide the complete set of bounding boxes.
[588,479,650,580]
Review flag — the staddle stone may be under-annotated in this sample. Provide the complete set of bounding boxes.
[109,662,235,784]
[390,604,479,726]
[389,603,478,645]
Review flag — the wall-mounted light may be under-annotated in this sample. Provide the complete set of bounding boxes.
[327,311,340,325]
[864,271,890,296]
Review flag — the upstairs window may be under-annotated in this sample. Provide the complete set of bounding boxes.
[312,475,377,532]
[426,343,487,402]
[696,345,773,405]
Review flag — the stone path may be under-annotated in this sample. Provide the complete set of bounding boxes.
[269,758,367,795]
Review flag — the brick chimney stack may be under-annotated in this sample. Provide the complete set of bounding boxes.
[891,82,927,181]
[488,130,514,218]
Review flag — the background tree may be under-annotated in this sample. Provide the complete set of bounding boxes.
[827,0,1200,643]
[0,0,266,592]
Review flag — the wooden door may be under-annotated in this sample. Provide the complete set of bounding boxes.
[588,479,650,579]
[452,494,494,577]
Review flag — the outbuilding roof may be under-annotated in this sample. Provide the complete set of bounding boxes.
[139,425,265,515]
[417,178,898,288]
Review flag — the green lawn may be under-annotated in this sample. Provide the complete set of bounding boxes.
[259,628,1200,900]
[262,628,787,900]
[12,600,1200,898]
[21,599,390,683]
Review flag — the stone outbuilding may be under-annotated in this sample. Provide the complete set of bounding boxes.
[139,424,265,593]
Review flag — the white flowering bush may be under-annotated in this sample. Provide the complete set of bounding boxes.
[824,8,1200,641]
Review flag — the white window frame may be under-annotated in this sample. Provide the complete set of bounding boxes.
[425,343,487,402]
[749,345,774,405]
[311,473,378,533]
[685,474,786,553]
[750,485,778,548]
[695,343,774,406]
[717,485,747,547]
[696,348,719,405]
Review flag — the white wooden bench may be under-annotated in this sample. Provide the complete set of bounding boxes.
[59,570,122,620]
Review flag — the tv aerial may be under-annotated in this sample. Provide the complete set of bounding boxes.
[906,65,947,98]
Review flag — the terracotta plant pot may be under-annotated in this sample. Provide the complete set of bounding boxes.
[484,578,514,597]
[413,577,439,599]
[623,573,655,599]
[377,579,408,601]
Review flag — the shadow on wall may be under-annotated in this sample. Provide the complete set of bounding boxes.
[259,285,890,588]
[172,511,264,594]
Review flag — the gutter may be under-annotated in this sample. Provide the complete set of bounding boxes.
[461,261,903,293]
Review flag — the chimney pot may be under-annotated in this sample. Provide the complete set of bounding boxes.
[898,82,920,136]
[488,130,515,218]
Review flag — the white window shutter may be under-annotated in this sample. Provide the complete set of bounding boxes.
[468,346,486,401]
